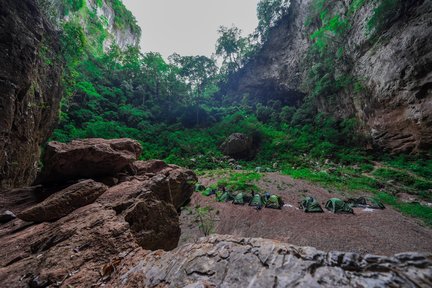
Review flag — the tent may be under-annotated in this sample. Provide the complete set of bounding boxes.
[347,197,385,209]
[325,198,354,214]
[249,194,264,208]
[195,183,205,192]
[265,195,283,209]
[216,191,233,203]
[299,196,323,213]
[232,192,246,205]
[201,188,216,197]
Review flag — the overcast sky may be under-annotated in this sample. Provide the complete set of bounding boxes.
[122,0,260,59]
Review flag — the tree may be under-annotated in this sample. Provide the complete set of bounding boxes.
[215,26,252,74]
[169,54,218,102]
[169,54,219,126]
[257,0,290,41]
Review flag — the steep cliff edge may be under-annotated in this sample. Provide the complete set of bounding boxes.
[0,0,63,189]
[50,0,141,51]
[228,0,432,153]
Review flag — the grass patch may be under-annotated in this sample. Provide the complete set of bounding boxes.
[373,168,416,186]
[217,171,262,192]
[282,167,380,193]
[376,192,432,226]
[373,168,432,200]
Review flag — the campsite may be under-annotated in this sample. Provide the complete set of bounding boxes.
[180,171,432,255]
[1,0,432,286]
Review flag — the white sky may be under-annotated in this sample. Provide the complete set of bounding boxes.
[122,0,260,59]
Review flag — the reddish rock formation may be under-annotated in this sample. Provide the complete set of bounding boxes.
[17,180,108,223]
[132,159,169,175]
[148,165,197,210]
[124,192,180,251]
[37,138,142,184]
[0,145,197,287]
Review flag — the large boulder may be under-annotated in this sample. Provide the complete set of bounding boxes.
[38,138,142,184]
[125,192,180,251]
[147,165,198,209]
[220,133,255,159]
[111,235,432,287]
[17,180,107,222]
[132,160,169,175]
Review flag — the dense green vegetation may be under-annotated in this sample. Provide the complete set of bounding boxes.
[50,0,431,225]
[217,172,263,192]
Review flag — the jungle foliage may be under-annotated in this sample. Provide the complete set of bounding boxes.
[50,0,431,224]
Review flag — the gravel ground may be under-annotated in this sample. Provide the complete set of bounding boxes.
[179,172,432,255]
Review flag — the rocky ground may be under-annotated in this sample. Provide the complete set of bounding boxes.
[180,172,432,255]
[110,234,432,288]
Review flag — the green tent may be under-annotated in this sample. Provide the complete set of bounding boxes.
[265,195,283,209]
[195,183,205,192]
[216,191,233,203]
[249,194,263,207]
[233,192,245,205]
[201,188,216,197]
[325,198,354,214]
[347,197,385,209]
[299,196,323,213]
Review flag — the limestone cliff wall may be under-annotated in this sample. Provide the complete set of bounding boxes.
[228,0,432,153]
[85,0,141,50]
[0,0,63,189]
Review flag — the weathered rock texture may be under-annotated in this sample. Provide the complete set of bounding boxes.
[37,138,142,184]
[0,158,197,287]
[228,0,432,153]
[0,0,63,189]
[17,179,108,222]
[147,164,198,209]
[112,235,432,287]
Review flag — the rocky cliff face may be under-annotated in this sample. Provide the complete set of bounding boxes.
[58,0,141,51]
[229,0,432,153]
[0,0,63,189]
[85,0,140,50]
[93,0,141,50]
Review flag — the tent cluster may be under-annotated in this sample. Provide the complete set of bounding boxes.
[196,184,284,210]
[196,184,385,213]
[299,196,385,214]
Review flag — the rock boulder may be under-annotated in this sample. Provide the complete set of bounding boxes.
[125,192,180,251]
[220,133,255,160]
[148,165,198,209]
[132,160,169,175]
[17,180,107,222]
[38,138,142,184]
